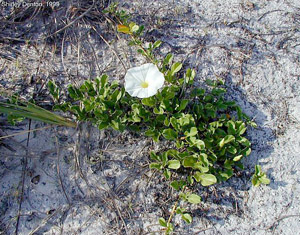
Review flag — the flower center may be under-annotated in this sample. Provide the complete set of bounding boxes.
[141,81,149,88]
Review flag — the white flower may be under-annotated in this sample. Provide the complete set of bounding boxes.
[124,63,165,98]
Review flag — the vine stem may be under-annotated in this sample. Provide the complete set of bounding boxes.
[166,201,178,227]
[106,8,156,65]
[130,35,156,64]
[165,186,186,234]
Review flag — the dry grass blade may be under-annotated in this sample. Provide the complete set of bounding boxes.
[0,125,52,140]
[0,101,76,128]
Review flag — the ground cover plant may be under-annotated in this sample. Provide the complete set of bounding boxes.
[0,2,271,234]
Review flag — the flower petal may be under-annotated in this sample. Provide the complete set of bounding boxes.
[146,85,159,97]
[125,79,141,92]
[131,88,143,97]
[139,63,152,81]
[135,88,150,98]
[145,64,165,89]
[124,63,165,98]
[125,66,146,84]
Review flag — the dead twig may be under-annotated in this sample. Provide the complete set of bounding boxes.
[60,29,78,86]
[0,125,52,140]
[55,136,71,205]
[28,206,67,235]
[91,26,128,71]
[264,214,300,232]
[15,119,31,235]
[40,0,96,42]
[258,9,284,22]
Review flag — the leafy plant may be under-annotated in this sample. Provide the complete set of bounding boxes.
[0,4,269,234]
[252,165,270,187]
[47,6,262,232]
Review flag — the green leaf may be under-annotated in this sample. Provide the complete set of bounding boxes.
[168,160,180,169]
[111,89,122,102]
[212,88,226,96]
[48,80,59,101]
[194,162,209,173]
[177,99,189,111]
[131,114,141,122]
[161,88,175,100]
[249,121,258,128]
[187,175,194,185]
[163,169,171,179]
[170,117,179,130]
[179,192,188,201]
[237,137,251,147]
[185,127,198,137]
[145,129,156,137]
[238,123,247,135]
[153,40,162,49]
[245,147,251,156]
[137,48,146,55]
[149,163,162,170]
[163,53,173,66]
[236,106,243,119]
[176,207,184,214]
[194,172,217,186]
[219,135,235,148]
[161,152,168,166]
[191,88,205,97]
[233,155,243,161]
[150,151,159,161]
[171,180,186,191]
[224,135,235,143]
[164,116,170,126]
[162,128,178,140]
[142,97,156,107]
[187,194,201,204]
[227,121,236,135]
[159,217,167,227]
[171,62,182,76]
[182,156,197,168]
[130,24,139,33]
[166,149,179,158]
[182,213,192,224]
[260,176,270,185]
[224,159,233,169]
[252,176,259,187]
[206,79,217,87]
[154,107,164,114]
[68,86,83,100]
[100,74,108,88]
[170,181,180,190]
[136,25,144,36]
[166,223,174,233]
[189,137,205,150]
[255,165,261,175]
[185,68,196,84]
[227,145,237,154]
[98,122,109,130]
[111,120,120,130]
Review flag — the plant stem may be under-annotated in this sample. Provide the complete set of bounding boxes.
[167,200,178,226]
[165,186,187,234]
[130,35,156,64]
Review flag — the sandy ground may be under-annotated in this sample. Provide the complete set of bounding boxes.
[0,0,300,234]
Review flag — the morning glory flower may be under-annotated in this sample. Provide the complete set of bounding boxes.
[124,63,165,98]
